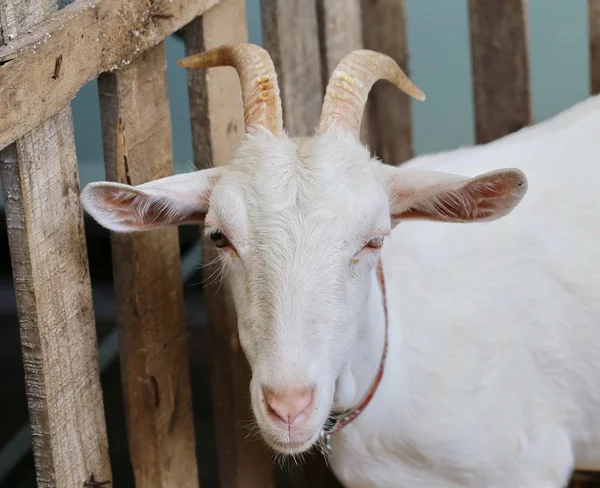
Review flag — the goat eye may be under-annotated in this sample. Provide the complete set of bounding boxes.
[365,236,384,249]
[210,230,230,249]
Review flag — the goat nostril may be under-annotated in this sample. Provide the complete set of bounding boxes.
[262,386,314,425]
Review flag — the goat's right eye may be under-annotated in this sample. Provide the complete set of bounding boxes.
[210,230,231,249]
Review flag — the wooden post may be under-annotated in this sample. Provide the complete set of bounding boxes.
[361,0,415,163]
[183,1,277,487]
[98,42,199,488]
[261,0,323,136]
[317,0,374,148]
[589,0,600,94]
[317,0,363,86]
[0,1,112,487]
[468,0,531,144]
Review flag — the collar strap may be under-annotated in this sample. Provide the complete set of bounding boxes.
[321,258,389,443]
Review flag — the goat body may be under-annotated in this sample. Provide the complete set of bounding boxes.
[331,95,600,488]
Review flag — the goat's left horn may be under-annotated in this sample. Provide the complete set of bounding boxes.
[316,50,425,138]
[178,43,283,135]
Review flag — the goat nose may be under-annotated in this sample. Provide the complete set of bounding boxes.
[263,386,314,425]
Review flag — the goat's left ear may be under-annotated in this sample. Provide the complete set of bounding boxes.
[383,166,528,225]
[80,167,221,232]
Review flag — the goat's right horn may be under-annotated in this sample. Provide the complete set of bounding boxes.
[178,43,283,135]
[317,50,425,138]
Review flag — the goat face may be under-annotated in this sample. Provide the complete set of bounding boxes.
[210,129,390,452]
[80,43,528,456]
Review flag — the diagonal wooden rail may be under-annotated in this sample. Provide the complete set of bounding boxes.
[0,0,218,151]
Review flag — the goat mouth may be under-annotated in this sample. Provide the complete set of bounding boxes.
[264,432,320,454]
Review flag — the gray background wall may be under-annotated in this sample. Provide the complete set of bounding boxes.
[0,0,591,207]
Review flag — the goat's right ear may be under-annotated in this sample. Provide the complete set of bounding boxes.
[80,167,221,232]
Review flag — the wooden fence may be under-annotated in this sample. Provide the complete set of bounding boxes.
[0,0,599,486]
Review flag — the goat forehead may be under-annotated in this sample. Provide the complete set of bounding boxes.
[217,136,384,219]
[208,130,390,263]
[226,127,379,192]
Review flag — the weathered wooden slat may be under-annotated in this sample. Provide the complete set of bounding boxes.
[317,0,372,146]
[183,2,277,487]
[0,0,219,152]
[261,0,323,136]
[0,1,112,487]
[97,42,199,488]
[589,0,600,94]
[468,0,531,144]
[362,0,414,163]
[317,0,363,86]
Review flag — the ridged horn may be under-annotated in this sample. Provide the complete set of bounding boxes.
[317,50,426,137]
[178,43,283,134]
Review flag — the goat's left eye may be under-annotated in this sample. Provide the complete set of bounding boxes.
[365,236,384,249]
[210,230,231,249]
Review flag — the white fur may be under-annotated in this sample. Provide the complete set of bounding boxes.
[80,94,600,488]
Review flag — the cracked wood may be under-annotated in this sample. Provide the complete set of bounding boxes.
[0,0,112,486]
[0,0,219,151]
[98,41,199,488]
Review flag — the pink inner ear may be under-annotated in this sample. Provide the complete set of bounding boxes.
[391,169,527,223]
[81,168,221,232]
[103,190,138,210]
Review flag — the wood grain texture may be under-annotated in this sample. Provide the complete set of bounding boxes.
[0,1,112,487]
[361,0,414,163]
[0,0,219,152]
[261,0,323,136]
[317,0,363,87]
[468,0,531,144]
[317,0,372,146]
[184,1,277,487]
[98,42,199,488]
[589,0,600,95]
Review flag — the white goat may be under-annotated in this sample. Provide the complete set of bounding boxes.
[80,44,600,488]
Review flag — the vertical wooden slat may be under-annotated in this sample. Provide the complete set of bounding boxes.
[361,0,415,163]
[468,0,531,144]
[317,0,363,85]
[261,0,323,136]
[97,42,199,488]
[589,0,600,94]
[0,1,112,487]
[183,1,277,488]
[317,0,372,146]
